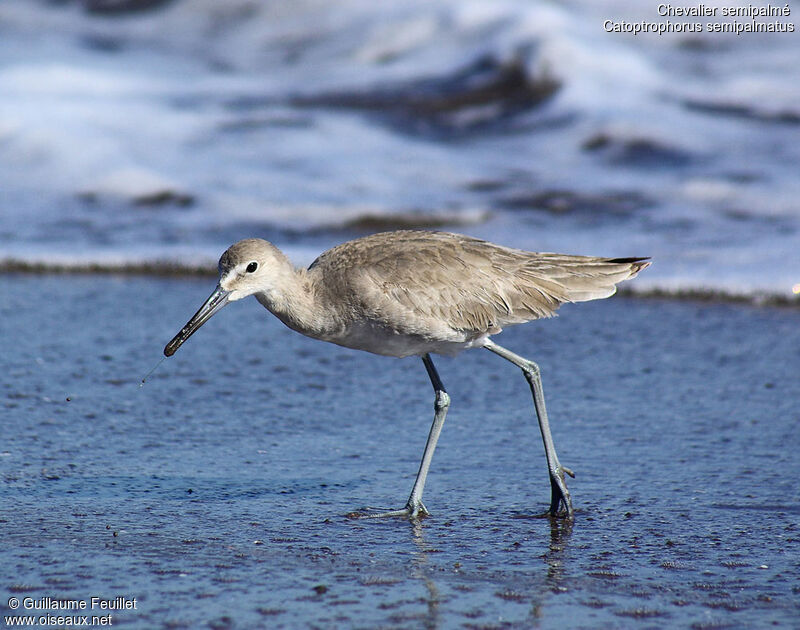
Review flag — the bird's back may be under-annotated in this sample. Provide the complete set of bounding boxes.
[306,231,648,357]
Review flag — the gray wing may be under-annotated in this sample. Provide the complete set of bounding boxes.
[313,231,649,338]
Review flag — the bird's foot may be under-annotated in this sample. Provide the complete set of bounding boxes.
[346,500,430,520]
[548,465,575,519]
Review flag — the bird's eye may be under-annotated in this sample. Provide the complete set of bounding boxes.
[246,262,258,273]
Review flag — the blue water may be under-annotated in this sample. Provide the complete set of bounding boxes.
[1,0,799,299]
[2,274,799,628]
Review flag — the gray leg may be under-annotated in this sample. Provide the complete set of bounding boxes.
[405,354,450,516]
[483,339,574,518]
[353,354,450,520]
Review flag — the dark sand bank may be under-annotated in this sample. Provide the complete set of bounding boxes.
[1,274,798,628]
[3,258,799,308]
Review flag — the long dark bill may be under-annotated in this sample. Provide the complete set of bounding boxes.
[164,285,230,357]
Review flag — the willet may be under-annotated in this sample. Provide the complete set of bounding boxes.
[164,230,650,519]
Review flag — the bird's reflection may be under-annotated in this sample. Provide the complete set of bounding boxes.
[543,515,574,587]
[401,512,574,629]
[408,518,441,630]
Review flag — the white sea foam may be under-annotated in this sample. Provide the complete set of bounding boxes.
[0,0,798,302]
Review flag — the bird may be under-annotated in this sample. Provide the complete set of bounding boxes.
[163,229,650,519]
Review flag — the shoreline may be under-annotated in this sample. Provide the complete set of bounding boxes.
[2,258,798,308]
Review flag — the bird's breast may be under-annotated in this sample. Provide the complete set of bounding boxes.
[319,318,488,358]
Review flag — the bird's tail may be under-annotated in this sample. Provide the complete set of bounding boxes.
[511,254,650,307]
[556,256,651,303]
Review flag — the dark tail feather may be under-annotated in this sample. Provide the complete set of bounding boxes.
[608,257,651,276]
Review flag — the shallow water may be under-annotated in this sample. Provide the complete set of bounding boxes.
[2,274,799,628]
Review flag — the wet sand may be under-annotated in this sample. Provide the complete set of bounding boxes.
[2,274,798,628]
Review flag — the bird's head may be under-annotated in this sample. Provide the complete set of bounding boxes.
[163,238,288,357]
[217,238,287,302]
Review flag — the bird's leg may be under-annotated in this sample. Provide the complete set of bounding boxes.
[351,354,450,520]
[405,354,450,517]
[483,339,574,518]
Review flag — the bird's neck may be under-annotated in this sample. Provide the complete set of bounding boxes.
[254,267,334,340]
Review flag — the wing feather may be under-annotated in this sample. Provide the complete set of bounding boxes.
[311,230,649,340]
